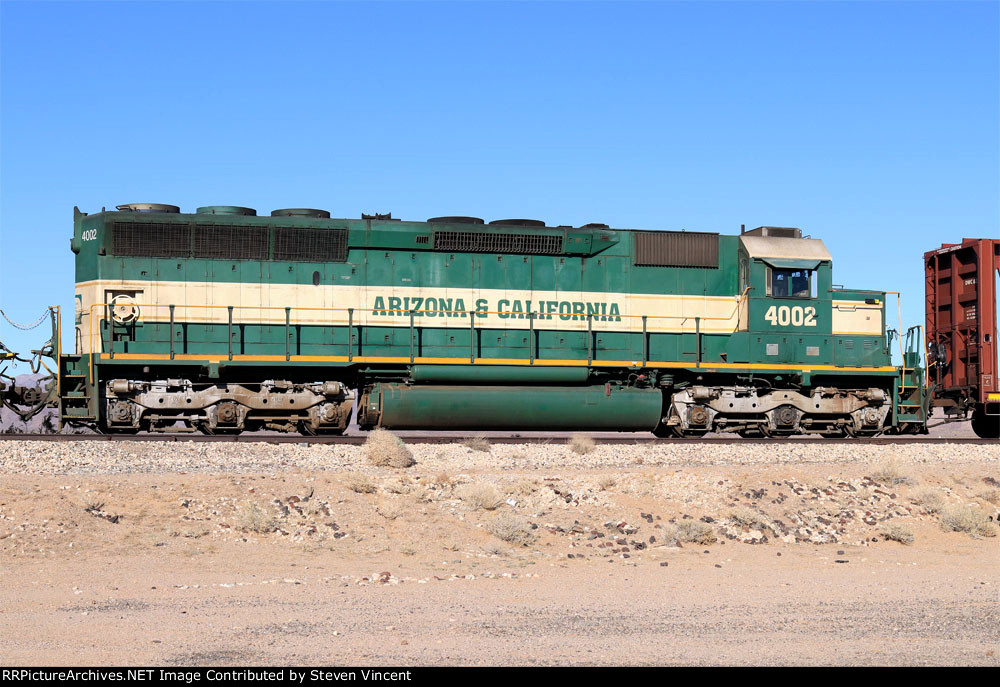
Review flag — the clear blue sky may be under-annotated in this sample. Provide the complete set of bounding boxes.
[1,1,997,362]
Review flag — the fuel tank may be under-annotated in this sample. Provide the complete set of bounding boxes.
[359,383,663,431]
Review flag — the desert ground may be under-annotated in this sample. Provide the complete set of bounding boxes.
[1,433,998,666]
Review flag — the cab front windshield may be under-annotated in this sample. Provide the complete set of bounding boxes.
[770,268,812,298]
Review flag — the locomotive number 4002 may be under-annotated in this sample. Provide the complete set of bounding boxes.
[764,305,817,327]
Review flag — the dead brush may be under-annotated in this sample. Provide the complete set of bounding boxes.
[880,523,915,545]
[674,519,717,545]
[364,428,415,468]
[375,500,405,520]
[597,475,617,491]
[344,473,377,494]
[461,435,491,452]
[940,504,997,538]
[486,513,535,546]
[628,471,660,497]
[870,459,912,486]
[80,492,106,512]
[432,471,452,488]
[455,482,505,511]
[483,543,508,557]
[976,488,1000,505]
[730,507,768,530]
[913,488,945,514]
[383,478,412,495]
[515,479,538,495]
[235,502,278,534]
[568,434,595,455]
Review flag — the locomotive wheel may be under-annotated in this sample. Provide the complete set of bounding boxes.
[971,408,1000,439]
[652,423,674,438]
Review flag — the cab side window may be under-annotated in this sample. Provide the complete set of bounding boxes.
[767,268,813,298]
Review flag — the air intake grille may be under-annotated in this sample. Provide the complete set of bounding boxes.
[273,228,348,262]
[434,231,563,255]
[633,231,719,268]
[194,225,268,260]
[112,222,190,257]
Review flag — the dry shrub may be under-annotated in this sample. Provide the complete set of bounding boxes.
[432,472,452,488]
[383,478,411,495]
[675,519,717,545]
[483,543,507,557]
[375,500,404,520]
[913,488,945,514]
[598,475,616,491]
[80,493,105,511]
[456,483,505,511]
[486,513,535,546]
[629,471,660,496]
[870,460,912,486]
[235,502,277,534]
[730,507,767,530]
[568,434,595,455]
[364,428,415,468]
[515,479,538,495]
[344,473,377,494]
[881,523,915,545]
[461,435,491,452]
[976,488,1000,505]
[940,504,997,538]
[304,500,326,517]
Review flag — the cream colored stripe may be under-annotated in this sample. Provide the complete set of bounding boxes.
[74,279,749,353]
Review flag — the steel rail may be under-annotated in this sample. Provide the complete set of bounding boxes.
[0,433,990,446]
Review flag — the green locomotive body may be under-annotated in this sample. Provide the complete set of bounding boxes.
[58,204,928,436]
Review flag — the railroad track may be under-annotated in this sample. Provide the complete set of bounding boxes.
[0,433,992,445]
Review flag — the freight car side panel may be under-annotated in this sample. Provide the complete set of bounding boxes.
[925,238,999,407]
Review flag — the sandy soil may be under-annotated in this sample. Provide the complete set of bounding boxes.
[1,440,998,666]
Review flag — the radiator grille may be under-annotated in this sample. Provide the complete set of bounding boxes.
[194,225,268,260]
[112,222,190,257]
[434,231,563,255]
[633,231,719,268]
[273,227,348,262]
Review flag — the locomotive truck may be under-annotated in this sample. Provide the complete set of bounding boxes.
[37,202,942,437]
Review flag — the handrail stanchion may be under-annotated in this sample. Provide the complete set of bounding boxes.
[409,310,415,363]
[587,314,593,365]
[285,307,291,361]
[169,305,175,360]
[529,312,534,365]
[469,311,475,363]
[695,316,701,366]
[106,303,113,359]
[347,308,354,363]
[227,306,233,361]
[642,315,648,366]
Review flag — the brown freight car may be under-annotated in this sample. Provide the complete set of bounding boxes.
[924,238,999,438]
